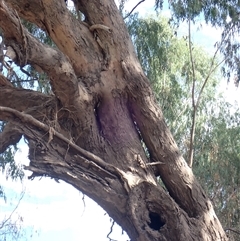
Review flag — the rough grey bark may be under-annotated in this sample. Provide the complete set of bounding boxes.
[0,0,228,240]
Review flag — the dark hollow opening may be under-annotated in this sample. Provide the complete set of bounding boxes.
[148,212,165,230]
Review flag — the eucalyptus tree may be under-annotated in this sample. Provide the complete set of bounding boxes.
[0,1,229,240]
[155,0,240,86]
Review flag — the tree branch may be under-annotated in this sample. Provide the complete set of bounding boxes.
[77,0,137,64]
[123,62,209,218]
[188,19,196,168]
[195,41,228,110]
[0,122,22,154]
[225,228,240,235]
[0,190,25,231]
[0,73,13,87]
[187,19,230,168]
[0,106,122,180]
[4,0,102,76]
[0,86,53,112]
[124,0,145,20]
[0,4,80,106]
[0,87,57,154]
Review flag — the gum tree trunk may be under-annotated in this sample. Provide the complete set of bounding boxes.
[0,0,228,240]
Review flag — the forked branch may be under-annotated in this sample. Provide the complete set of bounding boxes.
[0,2,79,106]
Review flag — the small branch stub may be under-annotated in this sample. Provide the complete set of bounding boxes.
[5,46,17,60]
[89,24,112,33]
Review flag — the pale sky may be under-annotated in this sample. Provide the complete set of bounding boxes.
[1,1,239,241]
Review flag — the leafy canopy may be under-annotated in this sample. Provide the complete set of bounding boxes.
[155,0,240,85]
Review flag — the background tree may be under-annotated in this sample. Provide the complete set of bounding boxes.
[155,0,240,86]
[0,0,232,240]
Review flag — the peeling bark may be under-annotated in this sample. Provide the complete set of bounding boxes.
[0,0,228,240]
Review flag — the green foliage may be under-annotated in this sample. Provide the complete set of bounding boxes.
[0,122,24,203]
[22,20,55,46]
[128,14,240,238]
[0,148,24,181]
[194,101,240,240]
[155,0,240,85]
[0,185,6,202]
[0,121,24,182]
[155,0,240,25]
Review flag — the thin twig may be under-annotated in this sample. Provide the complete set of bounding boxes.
[123,0,145,19]
[0,190,25,230]
[195,50,227,109]
[187,18,228,168]
[225,228,240,235]
[80,193,86,217]
[107,219,117,241]
[188,19,196,168]
[195,22,234,109]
